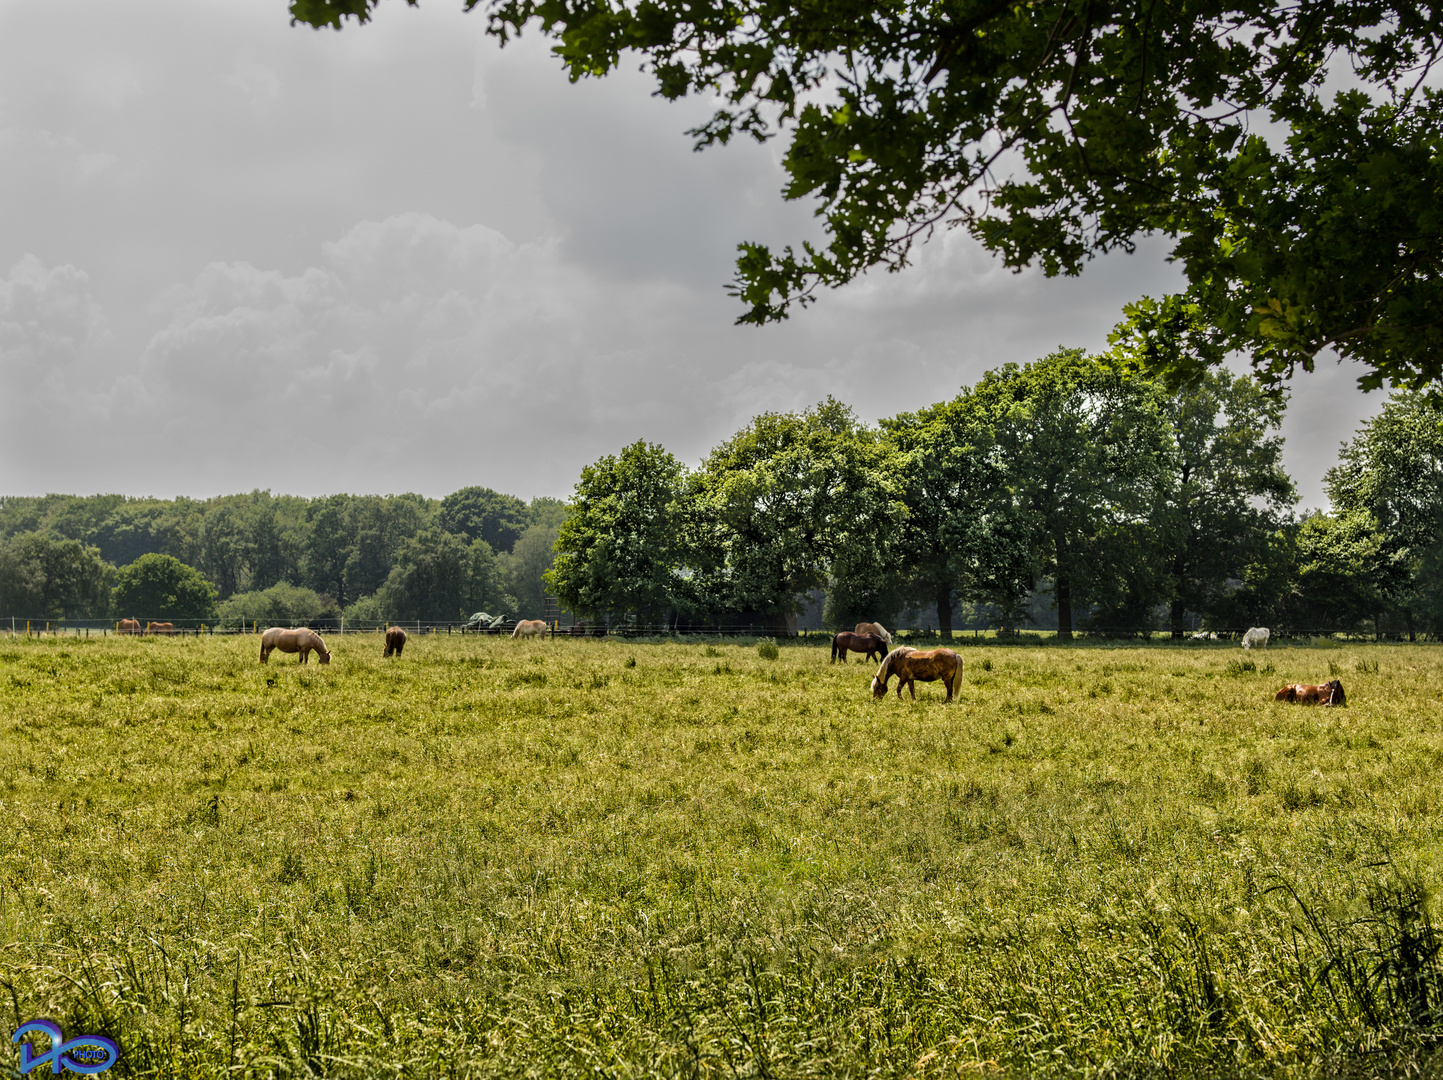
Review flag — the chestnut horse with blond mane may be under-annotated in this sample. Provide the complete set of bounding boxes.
[872,646,962,702]
[118,619,142,636]
[511,620,547,639]
[260,627,331,664]
[146,622,174,636]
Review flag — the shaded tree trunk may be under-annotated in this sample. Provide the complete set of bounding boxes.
[1056,576,1072,640]
[936,586,953,640]
[1170,597,1187,639]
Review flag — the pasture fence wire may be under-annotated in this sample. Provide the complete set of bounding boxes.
[2,616,1439,645]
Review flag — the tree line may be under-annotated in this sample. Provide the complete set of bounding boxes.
[0,487,566,626]
[549,348,1443,640]
[6,351,1439,639]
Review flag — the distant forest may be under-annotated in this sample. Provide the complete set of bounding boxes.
[0,487,566,627]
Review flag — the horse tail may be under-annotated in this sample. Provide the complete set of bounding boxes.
[830,634,839,663]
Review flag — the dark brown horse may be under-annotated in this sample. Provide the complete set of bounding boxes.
[832,631,887,663]
[854,621,892,645]
[146,621,174,636]
[383,626,407,657]
[260,627,331,664]
[872,646,962,702]
[118,618,142,636]
[1275,679,1346,706]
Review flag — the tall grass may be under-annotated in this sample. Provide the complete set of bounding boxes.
[2,634,1442,1076]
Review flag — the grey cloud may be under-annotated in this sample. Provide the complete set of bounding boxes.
[0,255,104,394]
[0,0,1385,506]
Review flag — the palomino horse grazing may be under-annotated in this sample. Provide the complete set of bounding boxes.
[1275,680,1346,706]
[511,619,547,640]
[872,646,962,703]
[831,631,888,664]
[260,627,332,664]
[383,626,407,657]
[146,622,175,636]
[854,622,892,645]
[118,619,142,636]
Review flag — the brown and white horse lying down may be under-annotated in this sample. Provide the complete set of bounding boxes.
[872,647,962,702]
[511,619,547,639]
[383,626,407,657]
[832,631,888,663]
[1275,679,1346,706]
[260,627,331,664]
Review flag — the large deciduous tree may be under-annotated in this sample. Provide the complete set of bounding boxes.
[692,399,903,627]
[293,0,1443,392]
[1111,299,1297,635]
[547,441,696,623]
[1324,392,1443,638]
[1289,511,1410,636]
[975,350,1170,638]
[882,395,1034,636]
[111,553,219,623]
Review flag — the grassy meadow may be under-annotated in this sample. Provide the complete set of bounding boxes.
[3,631,1443,1078]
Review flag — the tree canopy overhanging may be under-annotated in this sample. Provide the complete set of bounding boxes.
[291,0,1443,391]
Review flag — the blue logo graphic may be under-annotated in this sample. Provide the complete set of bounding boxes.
[11,1019,118,1074]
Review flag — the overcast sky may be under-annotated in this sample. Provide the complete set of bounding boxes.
[0,0,1386,511]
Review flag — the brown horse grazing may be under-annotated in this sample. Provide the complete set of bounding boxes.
[854,622,892,645]
[1275,679,1346,706]
[872,646,962,702]
[118,618,142,636]
[832,631,888,663]
[511,619,547,640]
[383,626,407,657]
[146,622,174,636]
[260,627,332,664]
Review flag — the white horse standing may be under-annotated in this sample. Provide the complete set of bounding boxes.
[1242,627,1270,650]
